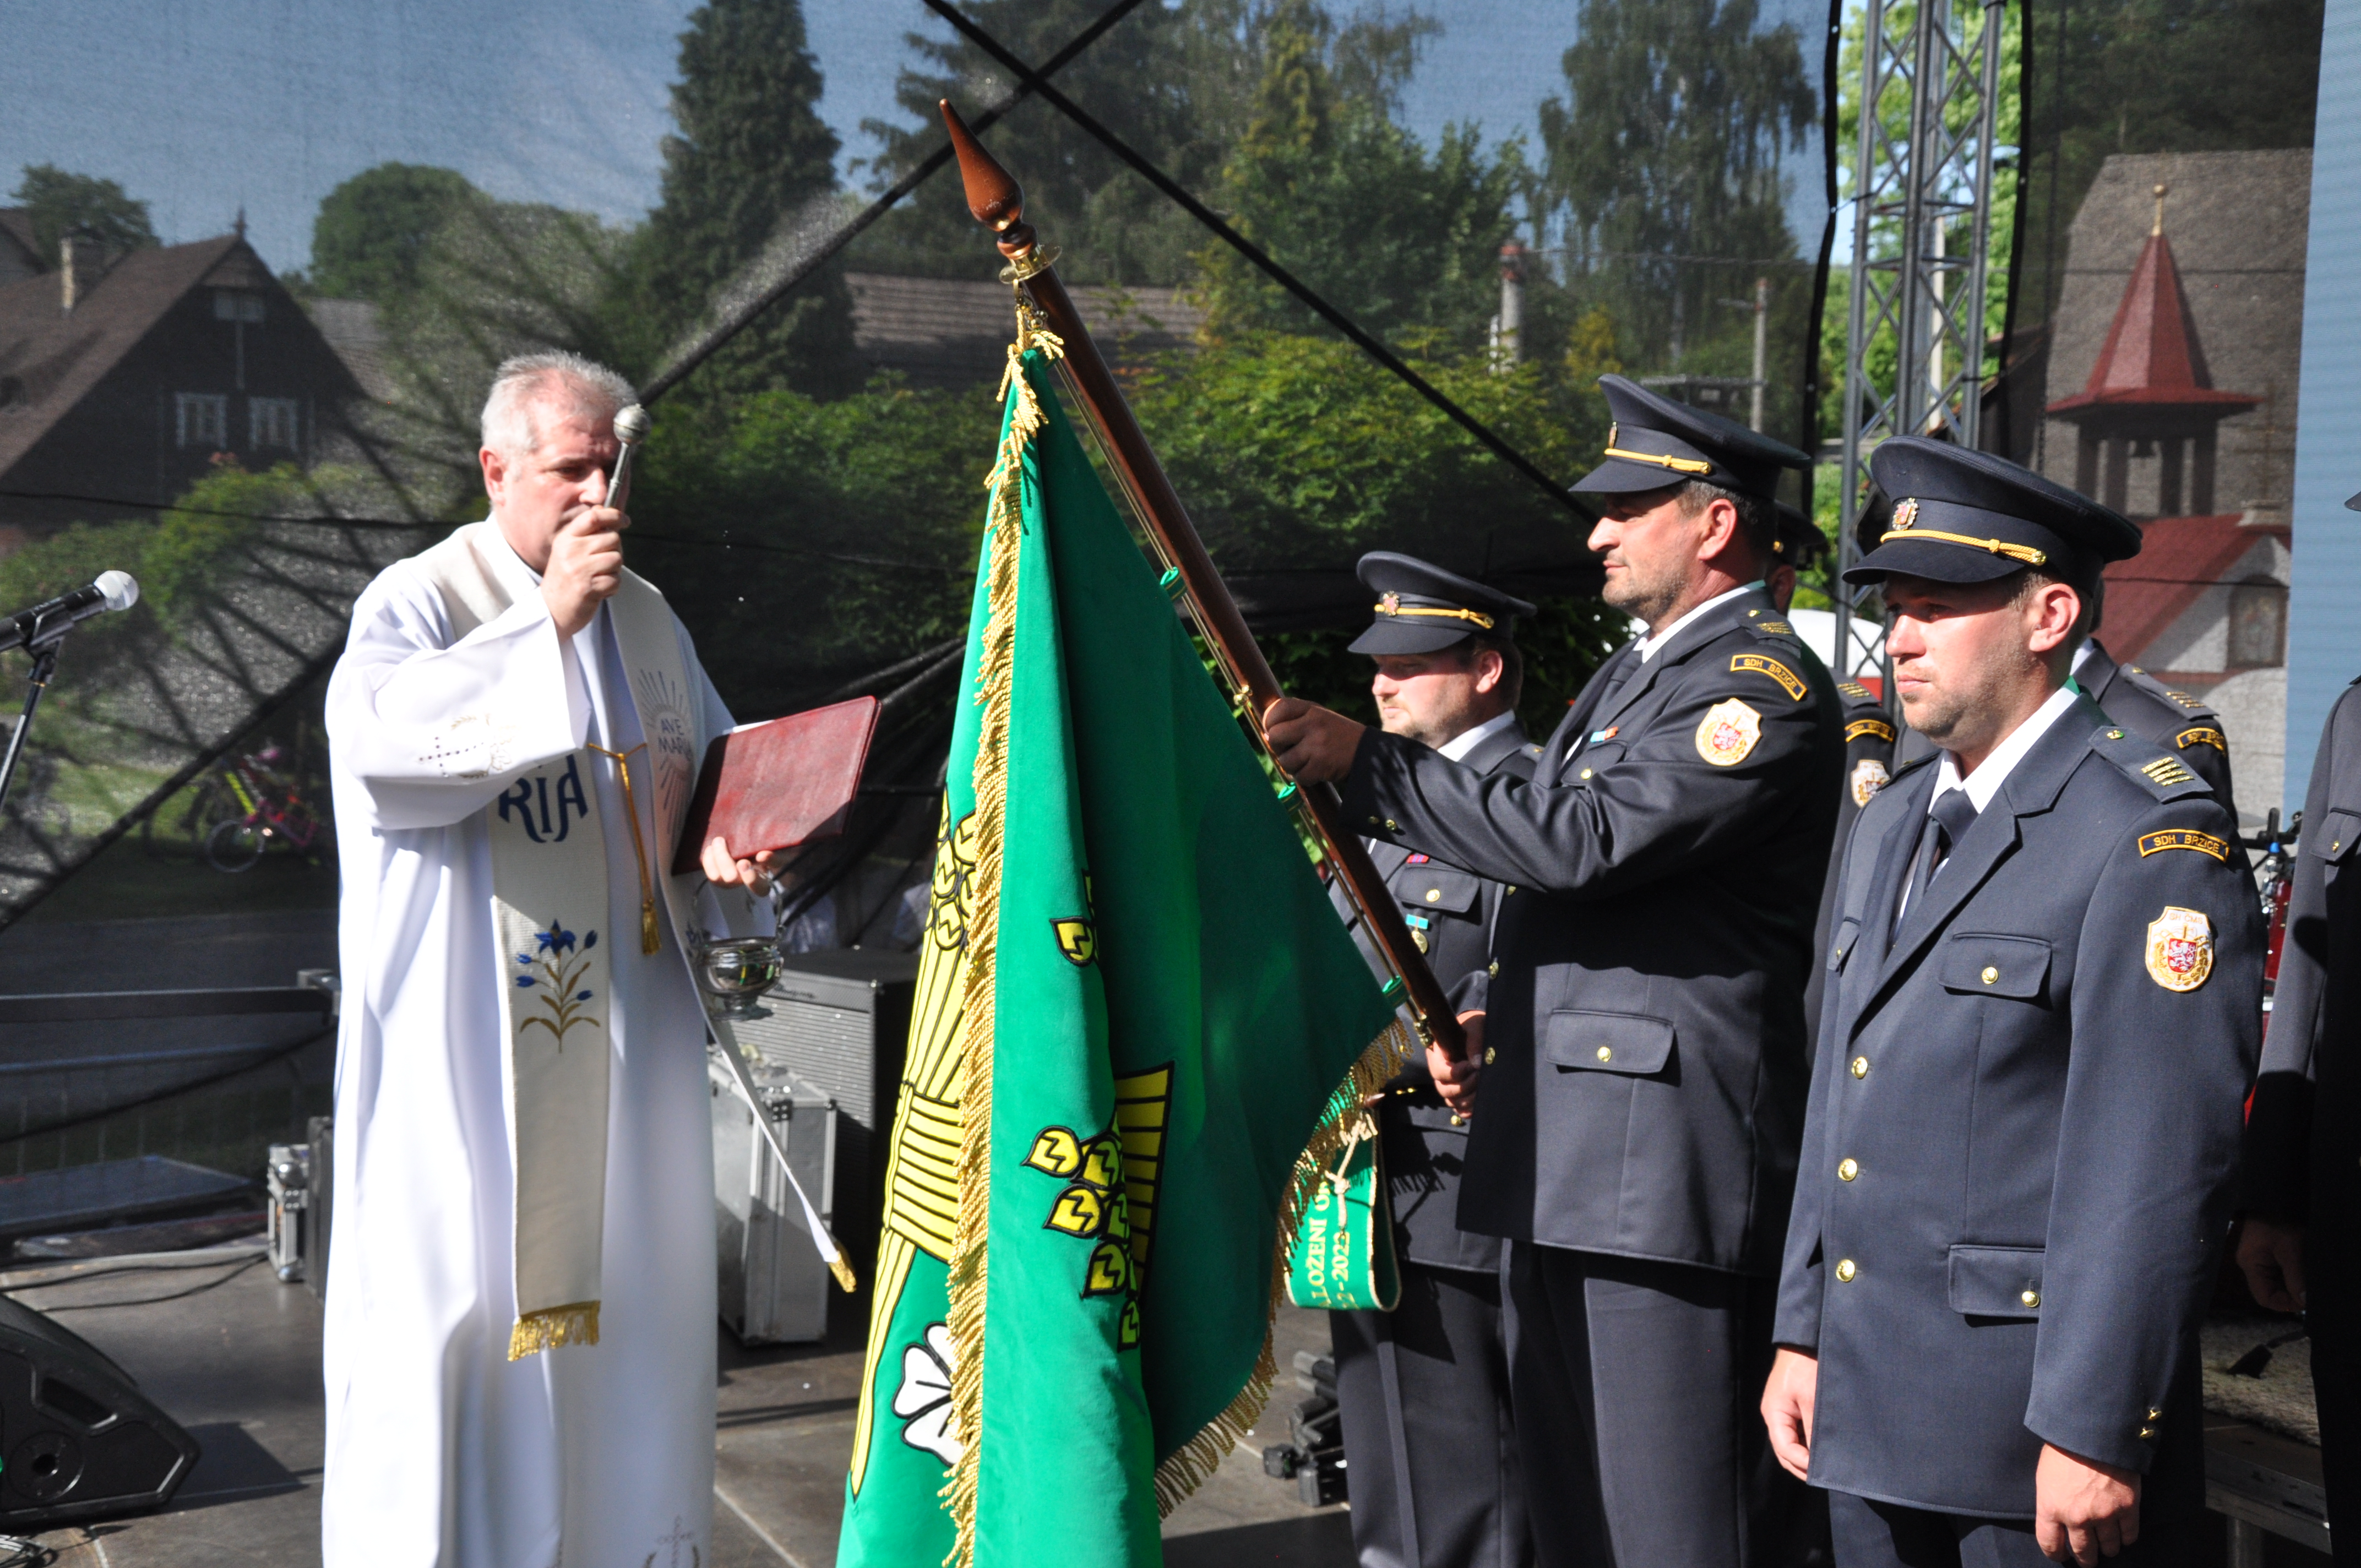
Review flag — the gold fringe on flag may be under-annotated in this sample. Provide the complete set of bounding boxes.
[1147,1016,1418,1515]
[941,313,1065,1568]
[507,1300,601,1361]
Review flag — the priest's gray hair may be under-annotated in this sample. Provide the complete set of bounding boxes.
[481,352,637,457]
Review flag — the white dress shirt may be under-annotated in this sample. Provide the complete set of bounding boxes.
[1634,581,1764,663]
[1437,709,1519,763]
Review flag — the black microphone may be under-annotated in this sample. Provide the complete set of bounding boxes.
[0,571,140,655]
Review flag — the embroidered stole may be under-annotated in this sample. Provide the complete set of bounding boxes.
[412,522,701,1359]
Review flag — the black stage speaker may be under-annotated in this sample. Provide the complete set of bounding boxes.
[0,1297,198,1525]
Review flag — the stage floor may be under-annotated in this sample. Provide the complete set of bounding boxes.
[0,1244,1351,1567]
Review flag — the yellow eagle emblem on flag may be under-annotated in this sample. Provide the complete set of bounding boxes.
[1695,699,1763,767]
[2145,906,2214,992]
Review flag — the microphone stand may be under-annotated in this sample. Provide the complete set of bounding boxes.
[0,631,69,820]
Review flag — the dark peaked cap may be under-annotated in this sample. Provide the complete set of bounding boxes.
[1350,552,1537,655]
[1845,437,2141,587]
[1572,374,1812,502]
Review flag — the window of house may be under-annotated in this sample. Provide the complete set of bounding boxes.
[212,290,265,324]
[2228,576,2287,668]
[249,396,300,451]
[175,392,228,450]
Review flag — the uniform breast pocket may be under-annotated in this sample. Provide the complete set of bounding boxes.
[1569,743,1624,781]
[1948,1243,2045,1319]
[1827,916,1862,974]
[1543,1010,1676,1076]
[2311,809,2361,869]
[1940,933,2053,1004]
[1394,864,1480,919]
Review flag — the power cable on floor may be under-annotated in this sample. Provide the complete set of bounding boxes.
[13,1252,267,1311]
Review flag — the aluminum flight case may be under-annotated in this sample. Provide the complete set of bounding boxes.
[708,1050,836,1344]
[728,948,917,1270]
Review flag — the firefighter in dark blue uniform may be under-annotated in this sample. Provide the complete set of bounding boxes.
[1325,553,1538,1568]
[1765,438,2261,1567]
[2235,484,2361,1537]
[1269,377,1840,1568]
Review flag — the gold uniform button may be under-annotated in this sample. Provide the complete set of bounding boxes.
[1506,885,1516,896]
[1385,819,1399,831]
[2147,1407,2163,1421]
[1835,1259,1857,1283]
[2021,1289,2041,1308]
[1488,961,1500,978]
[1426,889,1443,903]
[2139,1426,2157,1441]
[1981,966,1999,985]
[1484,1047,1497,1064]
[1596,1046,1613,1063]
[1580,767,1594,779]
[2107,729,2125,740]
[1837,1158,1859,1181]
[1850,1056,1869,1079]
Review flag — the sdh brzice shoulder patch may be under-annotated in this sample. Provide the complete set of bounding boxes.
[1729,653,1806,701]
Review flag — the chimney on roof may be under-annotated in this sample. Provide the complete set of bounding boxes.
[59,231,102,314]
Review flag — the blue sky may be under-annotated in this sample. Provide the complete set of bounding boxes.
[0,0,1825,276]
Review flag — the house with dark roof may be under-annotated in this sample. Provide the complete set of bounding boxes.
[0,211,41,286]
[2037,151,2305,823]
[0,227,362,547]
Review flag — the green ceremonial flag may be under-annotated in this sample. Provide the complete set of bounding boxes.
[837,331,1407,1568]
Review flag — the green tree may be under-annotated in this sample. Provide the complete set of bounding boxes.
[306,164,478,302]
[1537,0,1817,399]
[848,0,1260,286]
[9,165,157,264]
[1127,330,1616,730]
[1195,0,1521,349]
[618,0,860,400]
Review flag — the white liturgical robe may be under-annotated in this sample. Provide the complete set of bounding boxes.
[322,526,762,1568]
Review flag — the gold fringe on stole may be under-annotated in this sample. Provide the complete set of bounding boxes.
[941,317,1062,1568]
[507,1300,601,1361]
[1147,1017,1419,1516]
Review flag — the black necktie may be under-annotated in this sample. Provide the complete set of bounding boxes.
[1900,787,1978,930]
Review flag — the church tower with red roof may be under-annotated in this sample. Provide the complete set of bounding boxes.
[2046,185,2261,516]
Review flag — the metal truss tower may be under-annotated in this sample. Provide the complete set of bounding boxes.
[1831,0,2009,683]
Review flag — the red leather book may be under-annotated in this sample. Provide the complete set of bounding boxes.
[669,695,880,873]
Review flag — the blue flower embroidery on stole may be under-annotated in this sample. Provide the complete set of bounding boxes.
[514,922,600,1045]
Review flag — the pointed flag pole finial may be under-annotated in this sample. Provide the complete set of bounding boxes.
[2152,183,2168,238]
[940,100,1035,262]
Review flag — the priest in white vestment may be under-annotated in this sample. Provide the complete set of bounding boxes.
[321,353,776,1567]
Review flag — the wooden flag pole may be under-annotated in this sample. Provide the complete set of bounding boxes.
[938,100,1467,1063]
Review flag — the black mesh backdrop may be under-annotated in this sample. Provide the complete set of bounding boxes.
[0,0,1838,1187]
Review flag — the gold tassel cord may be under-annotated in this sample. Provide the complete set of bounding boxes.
[586,742,661,954]
[1147,1017,1417,1515]
[508,1300,601,1361]
[941,315,1064,1568]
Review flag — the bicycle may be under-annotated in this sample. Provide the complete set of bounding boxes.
[144,743,324,873]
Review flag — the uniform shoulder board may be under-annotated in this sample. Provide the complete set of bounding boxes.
[1836,679,1877,704]
[1884,749,1938,785]
[2119,662,2218,719]
[2093,725,2211,801]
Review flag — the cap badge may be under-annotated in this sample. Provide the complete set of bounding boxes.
[1891,498,1921,530]
[1379,592,1401,614]
[1694,698,1763,767]
[1607,422,1617,447]
[1850,757,1891,808]
[2144,906,2214,992]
